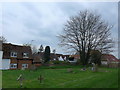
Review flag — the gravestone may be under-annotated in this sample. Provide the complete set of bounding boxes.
[81,65,87,71]
[91,63,95,71]
[91,63,98,72]
[67,68,73,73]
[38,75,44,83]
[21,67,25,70]
[17,74,24,88]
[81,68,86,71]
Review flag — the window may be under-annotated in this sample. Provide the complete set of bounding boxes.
[23,53,29,58]
[22,64,28,68]
[10,64,17,69]
[11,52,17,57]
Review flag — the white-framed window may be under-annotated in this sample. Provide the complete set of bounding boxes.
[22,64,28,68]
[23,53,29,58]
[11,52,17,57]
[10,64,17,69]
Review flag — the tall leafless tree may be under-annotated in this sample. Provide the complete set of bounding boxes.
[58,10,113,66]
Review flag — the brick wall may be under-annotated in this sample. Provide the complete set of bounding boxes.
[17,60,32,69]
[34,63,42,67]
[10,59,33,69]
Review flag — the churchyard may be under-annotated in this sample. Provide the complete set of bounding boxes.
[2,65,119,88]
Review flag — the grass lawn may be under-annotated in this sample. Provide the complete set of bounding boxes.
[2,65,119,88]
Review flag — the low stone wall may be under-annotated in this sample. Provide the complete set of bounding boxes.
[101,62,120,68]
[108,62,120,68]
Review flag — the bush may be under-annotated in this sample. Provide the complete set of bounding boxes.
[29,65,37,71]
[49,60,70,65]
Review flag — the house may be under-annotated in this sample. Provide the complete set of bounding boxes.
[101,54,120,67]
[70,53,120,66]
[2,43,33,70]
[32,52,69,65]
[101,54,119,64]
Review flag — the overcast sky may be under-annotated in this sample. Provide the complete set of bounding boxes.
[1,2,118,57]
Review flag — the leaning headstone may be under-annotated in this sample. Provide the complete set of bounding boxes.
[17,74,24,88]
[21,67,25,70]
[38,75,44,83]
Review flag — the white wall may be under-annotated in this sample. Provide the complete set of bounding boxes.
[0,51,3,69]
[2,59,10,70]
[101,61,108,65]
[58,56,64,61]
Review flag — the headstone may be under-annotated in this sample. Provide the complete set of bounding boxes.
[91,63,98,72]
[38,75,44,83]
[21,67,25,70]
[17,74,24,88]
[81,68,86,71]
[67,68,73,73]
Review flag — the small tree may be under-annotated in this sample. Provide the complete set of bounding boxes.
[44,46,51,63]
[39,45,44,52]
[90,50,102,65]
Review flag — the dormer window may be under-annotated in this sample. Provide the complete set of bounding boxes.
[11,52,17,57]
[23,53,29,58]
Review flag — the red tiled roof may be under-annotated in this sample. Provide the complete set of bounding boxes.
[101,54,119,62]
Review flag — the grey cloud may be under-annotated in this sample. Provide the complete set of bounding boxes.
[2,2,118,57]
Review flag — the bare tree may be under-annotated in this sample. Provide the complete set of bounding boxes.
[0,36,7,43]
[23,41,38,54]
[58,10,113,66]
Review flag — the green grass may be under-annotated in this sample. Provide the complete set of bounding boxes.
[2,65,119,88]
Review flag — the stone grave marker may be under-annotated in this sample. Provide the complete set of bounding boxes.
[17,74,24,88]
[67,68,73,73]
[38,75,44,83]
[91,63,98,72]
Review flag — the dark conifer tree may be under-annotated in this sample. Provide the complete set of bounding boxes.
[44,46,51,63]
